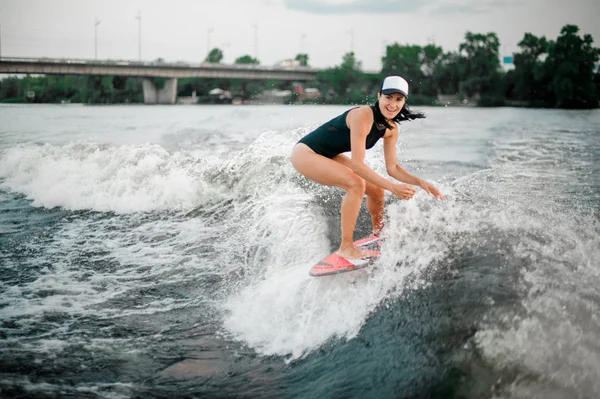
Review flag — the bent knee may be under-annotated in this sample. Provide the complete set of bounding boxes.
[345,175,366,194]
[290,144,310,171]
[369,186,385,203]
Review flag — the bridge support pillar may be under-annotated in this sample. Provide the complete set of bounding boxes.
[142,78,178,104]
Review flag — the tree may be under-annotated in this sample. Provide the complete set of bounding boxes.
[381,43,443,101]
[544,24,599,108]
[511,33,550,105]
[432,51,462,95]
[235,55,259,64]
[421,44,444,78]
[295,53,309,66]
[123,77,143,103]
[316,52,366,104]
[0,77,21,101]
[458,32,504,105]
[205,48,224,63]
[1,74,140,104]
[339,52,362,82]
[595,69,600,102]
[419,44,444,98]
[381,44,422,85]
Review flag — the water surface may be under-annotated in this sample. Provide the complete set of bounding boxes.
[0,104,598,398]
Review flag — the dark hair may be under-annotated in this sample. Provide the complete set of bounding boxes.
[371,100,426,130]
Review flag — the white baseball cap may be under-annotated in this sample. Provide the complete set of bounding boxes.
[381,76,409,97]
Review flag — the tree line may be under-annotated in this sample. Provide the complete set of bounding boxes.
[316,24,599,109]
[1,24,599,109]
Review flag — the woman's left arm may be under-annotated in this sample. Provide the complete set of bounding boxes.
[383,126,446,200]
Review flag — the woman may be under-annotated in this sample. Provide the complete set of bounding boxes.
[291,76,445,259]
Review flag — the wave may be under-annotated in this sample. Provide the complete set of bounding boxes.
[0,142,211,213]
[221,152,600,397]
[2,123,598,396]
[0,127,308,214]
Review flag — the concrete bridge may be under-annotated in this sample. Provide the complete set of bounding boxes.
[0,57,319,104]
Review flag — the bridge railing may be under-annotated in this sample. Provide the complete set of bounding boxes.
[0,56,320,73]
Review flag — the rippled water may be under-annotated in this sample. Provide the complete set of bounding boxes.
[0,104,598,398]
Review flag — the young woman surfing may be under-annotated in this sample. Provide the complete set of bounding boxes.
[291,76,445,259]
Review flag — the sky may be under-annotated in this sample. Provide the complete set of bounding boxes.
[1,0,599,71]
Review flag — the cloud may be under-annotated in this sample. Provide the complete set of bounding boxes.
[283,0,524,15]
[428,0,525,15]
[283,0,431,14]
[429,3,486,14]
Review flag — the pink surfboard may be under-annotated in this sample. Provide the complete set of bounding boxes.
[309,235,385,277]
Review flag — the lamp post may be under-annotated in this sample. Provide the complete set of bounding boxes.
[207,27,214,58]
[135,11,142,61]
[252,24,258,60]
[0,8,3,60]
[300,33,306,54]
[222,42,230,63]
[348,28,354,53]
[94,16,101,59]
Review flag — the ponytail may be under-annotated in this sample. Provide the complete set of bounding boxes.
[371,101,425,130]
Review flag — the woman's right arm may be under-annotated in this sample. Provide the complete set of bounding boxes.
[347,107,407,194]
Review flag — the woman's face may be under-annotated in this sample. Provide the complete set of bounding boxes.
[378,92,406,119]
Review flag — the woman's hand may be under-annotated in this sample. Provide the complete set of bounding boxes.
[419,180,446,200]
[390,183,416,200]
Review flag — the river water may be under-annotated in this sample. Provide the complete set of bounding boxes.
[0,104,598,398]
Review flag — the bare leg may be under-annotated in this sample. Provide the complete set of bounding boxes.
[366,189,385,234]
[333,154,385,235]
[291,144,367,258]
[339,180,366,255]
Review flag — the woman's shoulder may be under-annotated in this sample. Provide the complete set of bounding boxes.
[347,105,375,122]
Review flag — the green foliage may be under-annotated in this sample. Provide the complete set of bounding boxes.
[152,77,166,90]
[0,97,23,103]
[433,51,462,95]
[544,25,600,108]
[380,43,443,103]
[0,74,144,104]
[421,44,444,77]
[382,44,422,85]
[458,32,503,101]
[121,77,144,103]
[0,77,20,100]
[510,33,550,104]
[205,48,224,63]
[338,52,363,96]
[508,25,600,108]
[316,52,367,104]
[232,79,264,100]
[235,55,260,64]
[295,53,309,66]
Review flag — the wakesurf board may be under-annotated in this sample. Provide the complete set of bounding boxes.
[309,234,385,277]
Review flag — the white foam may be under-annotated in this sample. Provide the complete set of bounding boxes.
[0,130,312,340]
[221,139,599,369]
[0,143,225,213]
[449,153,600,396]
[0,377,132,399]
[216,128,457,360]
[222,190,454,360]
[474,214,600,396]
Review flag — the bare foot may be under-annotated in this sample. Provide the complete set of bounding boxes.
[336,245,370,259]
